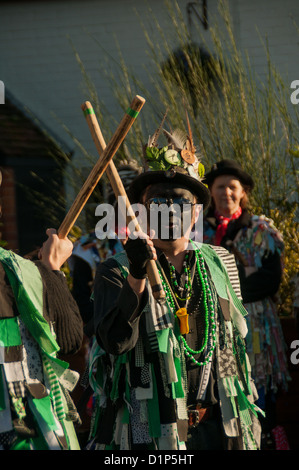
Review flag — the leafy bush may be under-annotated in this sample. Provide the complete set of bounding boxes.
[74,0,298,314]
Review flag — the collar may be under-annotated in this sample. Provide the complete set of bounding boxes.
[205,207,251,229]
[219,209,252,246]
[215,206,242,222]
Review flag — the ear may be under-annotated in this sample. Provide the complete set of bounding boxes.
[193,202,202,224]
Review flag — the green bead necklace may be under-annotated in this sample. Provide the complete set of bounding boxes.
[169,252,192,301]
[158,247,217,367]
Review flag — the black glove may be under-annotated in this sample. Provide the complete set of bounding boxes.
[124,237,154,279]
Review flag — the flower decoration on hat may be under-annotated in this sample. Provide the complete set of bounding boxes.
[144,110,205,181]
[128,110,211,208]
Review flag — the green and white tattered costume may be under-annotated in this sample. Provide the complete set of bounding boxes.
[0,248,81,450]
[88,242,263,450]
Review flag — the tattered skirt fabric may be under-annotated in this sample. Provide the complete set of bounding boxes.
[244,297,290,396]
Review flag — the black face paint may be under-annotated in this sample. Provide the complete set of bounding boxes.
[143,184,196,241]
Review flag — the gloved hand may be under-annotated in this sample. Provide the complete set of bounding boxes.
[124,233,156,279]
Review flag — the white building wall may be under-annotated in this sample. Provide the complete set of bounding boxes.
[0,0,299,165]
[0,0,189,160]
[236,0,299,79]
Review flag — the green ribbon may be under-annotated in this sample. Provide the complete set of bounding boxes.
[30,396,58,432]
[192,242,248,317]
[171,355,185,399]
[156,328,169,353]
[234,377,265,420]
[0,248,59,356]
[10,438,33,451]
[126,107,139,119]
[43,353,66,421]
[83,107,95,116]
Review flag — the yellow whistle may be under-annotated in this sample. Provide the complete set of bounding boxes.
[176,307,189,335]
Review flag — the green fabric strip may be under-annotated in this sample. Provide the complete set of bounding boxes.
[10,438,33,450]
[0,317,21,347]
[195,243,229,300]
[0,248,59,355]
[234,377,265,420]
[230,396,238,418]
[247,427,258,450]
[171,355,184,399]
[156,328,169,353]
[31,396,58,432]
[30,433,50,450]
[83,107,95,116]
[126,107,139,119]
[44,352,69,378]
[60,418,80,450]
[193,242,248,318]
[223,376,237,397]
[11,429,50,450]
[59,388,80,450]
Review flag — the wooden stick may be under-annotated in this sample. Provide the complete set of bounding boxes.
[82,101,165,301]
[58,95,145,239]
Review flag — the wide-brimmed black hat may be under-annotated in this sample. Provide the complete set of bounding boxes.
[203,159,254,189]
[128,167,211,208]
[128,121,211,209]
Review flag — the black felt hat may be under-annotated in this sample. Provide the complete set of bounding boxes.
[203,159,254,189]
[128,166,211,208]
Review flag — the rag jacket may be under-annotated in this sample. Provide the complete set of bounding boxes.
[0,248,83,450]
[89,242,262,450]
[203,209,290,397]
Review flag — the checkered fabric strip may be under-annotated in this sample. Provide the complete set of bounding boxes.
[8,381,26,398]
[134,337,145,367]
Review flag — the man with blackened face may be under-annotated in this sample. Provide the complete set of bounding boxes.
[91,122,263,451]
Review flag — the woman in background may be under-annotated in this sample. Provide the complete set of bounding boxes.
[203,159,290,448]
